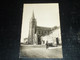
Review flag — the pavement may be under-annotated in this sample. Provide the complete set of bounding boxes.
[19,45,63,58]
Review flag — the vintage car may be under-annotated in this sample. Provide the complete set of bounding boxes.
[46,40,57,48]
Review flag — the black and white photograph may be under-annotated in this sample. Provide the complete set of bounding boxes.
[19,3,63,58]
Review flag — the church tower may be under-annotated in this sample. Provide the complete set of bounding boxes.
[28,12,37,44]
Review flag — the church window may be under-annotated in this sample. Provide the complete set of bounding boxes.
[42,31,43,34]
[38,31,40,34]
[40,31,42,34]
[45,31,46,34]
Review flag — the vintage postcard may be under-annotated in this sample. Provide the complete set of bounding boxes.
[19,3,63,58]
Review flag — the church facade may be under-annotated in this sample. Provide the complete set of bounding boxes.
[28,12,59,45]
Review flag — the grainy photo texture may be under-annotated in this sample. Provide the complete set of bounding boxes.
[20,3,63,58]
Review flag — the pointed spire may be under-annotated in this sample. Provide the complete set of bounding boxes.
[32,11,35,19]
[33,11,34,18]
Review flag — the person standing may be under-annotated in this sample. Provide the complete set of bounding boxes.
[46,41,48,49]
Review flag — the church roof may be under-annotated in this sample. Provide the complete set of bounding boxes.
[37,26,52,30]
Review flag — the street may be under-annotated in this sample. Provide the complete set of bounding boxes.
[20,45,63,58]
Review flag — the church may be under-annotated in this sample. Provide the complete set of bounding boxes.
[28,12,60,45]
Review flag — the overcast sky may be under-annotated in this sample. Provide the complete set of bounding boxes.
[21,3,60,42]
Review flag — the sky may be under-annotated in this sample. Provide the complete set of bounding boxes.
[20,3,60,42]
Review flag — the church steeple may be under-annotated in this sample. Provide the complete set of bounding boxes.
[28,11,37,44]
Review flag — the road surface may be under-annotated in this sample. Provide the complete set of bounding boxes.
[20,45,63,58]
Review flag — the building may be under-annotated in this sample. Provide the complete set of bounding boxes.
[28,12,61,45]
